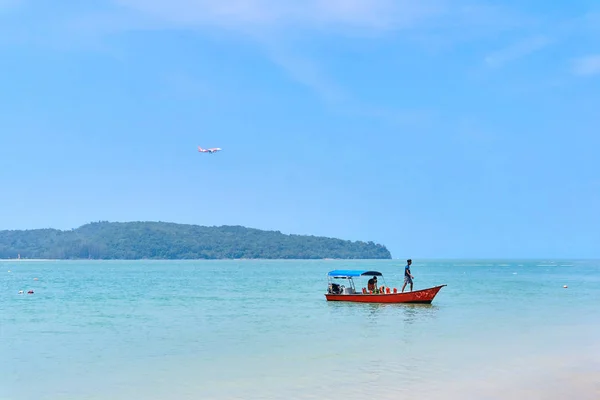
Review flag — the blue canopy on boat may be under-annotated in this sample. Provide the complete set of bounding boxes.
[327,270,383,278]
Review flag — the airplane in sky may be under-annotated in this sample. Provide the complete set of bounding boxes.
[198,146,222,154]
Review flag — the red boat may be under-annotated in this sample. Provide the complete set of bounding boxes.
[325,269,446,304]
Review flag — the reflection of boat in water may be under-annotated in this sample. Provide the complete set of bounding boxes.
[325,269,446,304]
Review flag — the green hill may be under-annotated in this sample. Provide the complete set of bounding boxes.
[0,221,392,260]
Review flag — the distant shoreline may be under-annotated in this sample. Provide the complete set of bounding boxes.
[1,258,386,261]
[0,221,392,260]
[3,258,597,262]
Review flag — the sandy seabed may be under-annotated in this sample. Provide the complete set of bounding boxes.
[439,373,599,400]
[419,352,600,400]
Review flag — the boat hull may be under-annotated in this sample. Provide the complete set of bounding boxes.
[325,285,446,304]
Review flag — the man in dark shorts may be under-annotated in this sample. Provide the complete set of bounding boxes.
[401,259,414,292]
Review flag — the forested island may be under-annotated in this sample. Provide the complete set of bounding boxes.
[0,221,392,260]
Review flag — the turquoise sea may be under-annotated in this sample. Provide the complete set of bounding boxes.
[1,259,599,400]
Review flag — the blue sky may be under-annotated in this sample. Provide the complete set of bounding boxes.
[1,0,599,258]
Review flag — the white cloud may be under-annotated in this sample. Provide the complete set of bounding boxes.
[111,0,444,33]
[0,0,21,12]
[572,55,600,76]
[579,11,600,32]
[108,0,545,45]
[266,48,347,104]
[105,0,449,116]
[484,35,551,67]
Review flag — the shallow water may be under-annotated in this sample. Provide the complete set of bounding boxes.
[1,259,599,399]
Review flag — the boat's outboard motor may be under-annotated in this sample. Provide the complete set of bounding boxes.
[329,283,343,294]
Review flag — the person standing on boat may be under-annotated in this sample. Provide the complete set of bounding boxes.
[402,259,414,292]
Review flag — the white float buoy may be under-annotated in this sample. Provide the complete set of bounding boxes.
[563,285,568,288]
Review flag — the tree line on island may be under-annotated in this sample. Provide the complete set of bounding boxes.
[0,221,392,260]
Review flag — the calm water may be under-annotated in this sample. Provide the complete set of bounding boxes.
[1,259,599,400]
